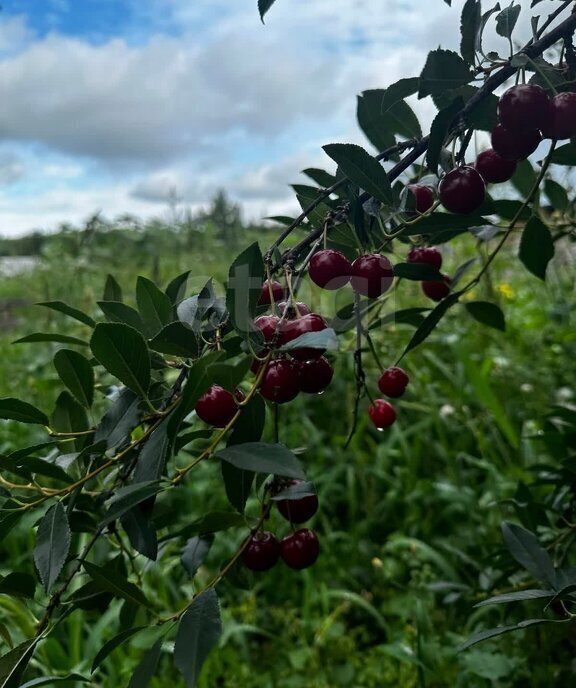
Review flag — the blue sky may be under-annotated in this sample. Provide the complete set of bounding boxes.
[0,0,557,236]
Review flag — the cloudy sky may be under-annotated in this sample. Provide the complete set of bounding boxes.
[0,0,560,236]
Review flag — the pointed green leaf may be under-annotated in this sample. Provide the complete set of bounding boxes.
[0,398,48,425]
[0,640,38,688]
[226,242,264,339]
[301,168,337,188]
[91,626,147,672]
[501,522,556,586]
[258,0,276,22]
[544,179,569,212]
[83,561,152,609]
[474,589,553,607]
[121,507,158,561]
[133,420,171,484]
[174,588,222,688]
[36,301,95,327]
[127,638,163,688]
[90,323,151,398]
[426,97,464,174]
[496,3,521,38]
[97,301,147,335]
[51,391,89,438]
[136,277,173,336]
[216,442,305,479]
[34,502,71,593]
[549,142,576,166]
[103,274,123,302]
[460,618,563,651]
[460,0,481,65]
[149,321,201,358]
[400,293,460,358]
[101,481,163,526]
[53,349,95,408]
[465,301,506,332]
[13,333,89,347]
[94,389,142,451]
[418,49,473,98]
[518,216,555,281]
[165,271,191,305]
[323,143,393,206]
[181,536,214,577]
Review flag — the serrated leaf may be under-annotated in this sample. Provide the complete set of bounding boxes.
[174,588,222,688]
[496,3,521,39]
[474,589,553,607]
[465,301,506,331]
[97,301,147,335]
[323,143,393,206]
[103,274,123,302]
[460,0,481,65]
[400,293,460,358]
[13,333,89,347]
[149,322,201,358]
[460,618,562,651]
[518,216,555,281]
[101,481,163,526]
[0,398,48,425]
[181,536,214,577]
[136,276,173,336]
[91,626,147,672]
[476,4,502,54]
[226,242,264,340]
[127,638,163,688]
[34,502,71,593]
[121,507,158,561]
[36,301,95,327]
[216,442,305,479]
[165,271,191,305]
[53,349,94,408]
[357,88,421,152]
[418,49,473,98]
[83,561,152,609]
[94,388,141,451]
[394,263,444,281]
[426,98,464,174]
[501,522,556,585]
[90,323,151,398]
[133,420,171,484]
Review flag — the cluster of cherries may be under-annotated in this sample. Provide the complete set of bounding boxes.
[242,479,320,571]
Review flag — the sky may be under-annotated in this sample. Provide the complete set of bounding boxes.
[0,0,563,236]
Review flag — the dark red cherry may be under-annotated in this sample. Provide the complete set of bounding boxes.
[407,246,442,270]
[308,249,352,290]
[378,367,409,398]
[277,301,312,318]
[407,184,435,213]
[254,314,281,345]
[542,92,576,140]
[281,313,328,361]
[368,399,397,429]
[438,166,485,215]
[497,84,551,132]
[491,123,541,161]
[297,357,334,394]
[258,280,285,306]
[260,359,300,404]
[350,254,394,298]
[195,385,243,427]
[276,480,319,523]
[242,531,281,571]
[280,529,320,569]
[475,148,517,184]
[422,274,451,301]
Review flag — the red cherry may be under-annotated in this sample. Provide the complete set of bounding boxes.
[542,92,576,140]
[308,249,352,290]
[260,359,300,404]
[280,529,320,569]
[378,367,409,398]
[422,274,452,301]
[475,149,517,184]
[491,123,541,161]
[497,84,551,132]
[275,480,319,523]
[242,531,281,571]
[368,399,397,429]
[438,166,485,215]
[281,313,328,361]
[254,314,281,345]
[195,385,242,427]
[350,254,394,298]
[407,246,442,270]
[258,280,285,306]
[277,301,312,318]
[407,184,435,213]
[297,357,334,394]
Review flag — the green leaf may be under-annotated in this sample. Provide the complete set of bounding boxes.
[165,270,191,305]
[476,4,502,54]
[501,522,556,586]
[136,276,173,336]
[133,420,171,484]
[18,675,90,687]
[460,0,481,65]
[97,301,147,335]
[94,388,141,451]
[208,358,253,394]
[53,349,95,408]
[127,638,163,688]
[0,640,38,688]
[174,588,222,688]
[161,512,245,542]
[510,159,536,197]
[36,301,95,327]
[0,573,36,599]
[101,481,163,526]
[83,561,153,609]
[549,142,576,166]
[278,328,339,354]
[121,507,158,561]
[400,293,460,358]
[465,301,506,331]
[0,511,23,544]
[496,3,521,39]
[401,212,486,237]
[149,322,201,358]
[544,179,569,212]
[418,49,472,99]
[518,216,555,281]
[357,89,421,152]
[13,333,89,347]
[426,98,464,174]
[90,323,151,398]
[474,589,553,607]
[103,274,123,302]
[301,168,336,188]
[181,536,214,577]
[258,0,276,22]
[34,503,71,593]
[394,263,444,281]
[91,626,147,672]
[323,143,394,206]
[216,442,305,480]
[0,455,73,484]
[226,242,264,340]
[460,618,563,651]
[51,391,89,437]
[0,398,48,425]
